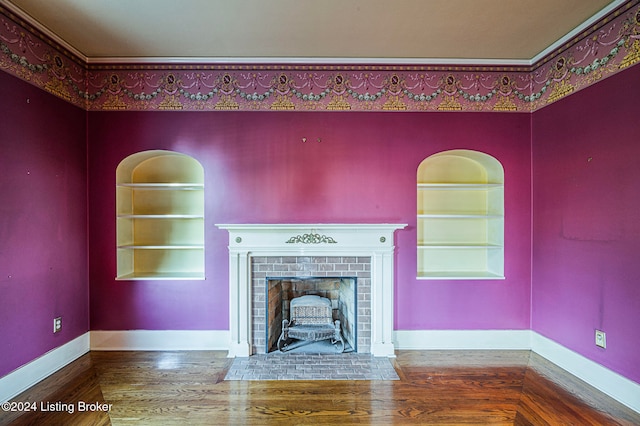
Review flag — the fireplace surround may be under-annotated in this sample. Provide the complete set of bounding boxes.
[216,224,406,357]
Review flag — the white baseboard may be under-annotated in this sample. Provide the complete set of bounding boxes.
[531,332,640,414]
[394,329,532,350]
[90,330,230,351]
[0,333,90,403]
[394,329,640,414]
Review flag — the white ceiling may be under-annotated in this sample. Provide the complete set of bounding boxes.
[1,0,622,65]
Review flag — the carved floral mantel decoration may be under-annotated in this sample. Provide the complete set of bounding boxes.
[285,233,338,244]
[1,2,639,112]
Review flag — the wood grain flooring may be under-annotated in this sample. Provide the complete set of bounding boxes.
[1,350,638,425]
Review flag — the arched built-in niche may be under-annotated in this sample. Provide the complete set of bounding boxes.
[417,150,504,279]
[116,150,205,280]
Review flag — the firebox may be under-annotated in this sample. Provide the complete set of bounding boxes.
[266,277,357,353]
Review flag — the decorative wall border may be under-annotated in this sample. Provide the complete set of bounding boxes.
[1,1,639,112]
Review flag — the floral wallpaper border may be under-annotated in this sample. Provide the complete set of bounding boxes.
[1,1,639,112]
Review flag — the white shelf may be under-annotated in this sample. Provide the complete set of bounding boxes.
[418,244,503,248]
[418,271,505,280]
[117,214,204,219]
[117,183,204,190]
[118,245,205,249]
[418,183,502,190]
[417,214,503,218]
[116,271,205,281]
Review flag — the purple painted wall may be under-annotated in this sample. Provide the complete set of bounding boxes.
[87,111,532,331]
[532,64,640,384]
[0,72,88,377]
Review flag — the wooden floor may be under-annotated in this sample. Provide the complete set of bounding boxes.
[2,350,639,425]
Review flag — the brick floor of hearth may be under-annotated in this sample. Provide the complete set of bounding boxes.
[224,352,400,381]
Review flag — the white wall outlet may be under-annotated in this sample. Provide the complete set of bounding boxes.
[595,329,606,348]
[53,317,62,333]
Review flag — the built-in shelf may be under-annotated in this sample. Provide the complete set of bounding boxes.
[418,243,503,248]
[417,183,503,189]
[417,150,504,280]
[116,271,206,281]
[116,150,205,280]
[417,271,505,280]
[118,183,204,190]
[417,214,503,218]
[117,245,205,249]
[117,214,204,219]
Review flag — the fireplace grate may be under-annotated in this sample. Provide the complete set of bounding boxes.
[278,295,345,353]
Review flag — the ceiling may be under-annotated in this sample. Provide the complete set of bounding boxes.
[1,0,622,65]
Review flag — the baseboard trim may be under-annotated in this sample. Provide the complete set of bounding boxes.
[90,330,230,351]
[394,329,640,414]
[531,332,640,414]
[394,329,532,350]
[0,333,90,403]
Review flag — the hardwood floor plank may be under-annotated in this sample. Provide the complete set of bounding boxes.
[0,354,110,426]
[2,350,638,425]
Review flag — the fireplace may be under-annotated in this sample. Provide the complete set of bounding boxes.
[216,224,406,357]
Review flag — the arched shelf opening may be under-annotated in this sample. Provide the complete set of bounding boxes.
[116,150,205,280]
[417,150,504,279]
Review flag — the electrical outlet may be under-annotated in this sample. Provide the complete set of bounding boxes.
[595,329,606,348]
[53,317,62,333]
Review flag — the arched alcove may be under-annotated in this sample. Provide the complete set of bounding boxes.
[417,150,504,279]
[116,150,205,280]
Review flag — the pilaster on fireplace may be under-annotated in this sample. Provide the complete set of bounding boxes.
[216,224,406,358]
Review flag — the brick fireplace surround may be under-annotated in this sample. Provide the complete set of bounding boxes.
[216,224,406,357]
[259,259,361,354]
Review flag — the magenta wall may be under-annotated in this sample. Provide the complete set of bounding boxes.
[532,64,640,384]
[87,111,532,331]
[0,72,88,377]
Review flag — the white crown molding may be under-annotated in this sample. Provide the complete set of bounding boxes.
[2,0,628,68]
[531,0,628,65]
[85,56,533,67]
[0,0,88,63]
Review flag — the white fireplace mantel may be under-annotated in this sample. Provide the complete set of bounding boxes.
[216,223,407,357]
